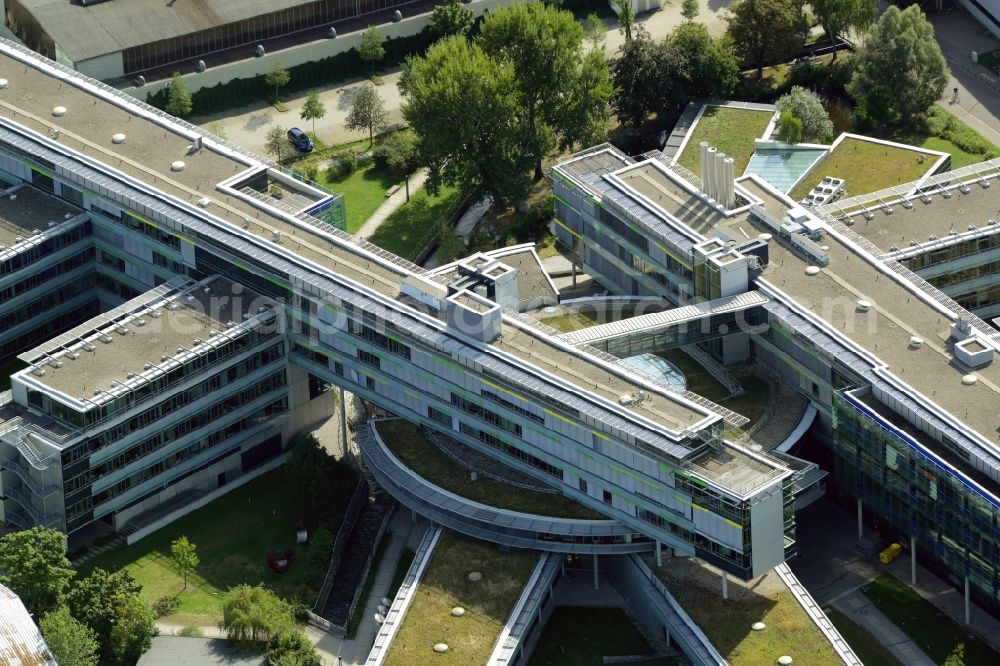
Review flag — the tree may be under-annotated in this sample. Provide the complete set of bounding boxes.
[106,594,156,666]
[66,568,155,665]
[378,131,420,201]
[165,72,192,118]
[0,526,74,617]
[400,35,533,204]
[726,0,804,79]
[170,536,200,592]
[479,2,612,180]
[345,84,388,146]
[669,22,740,102]
[775,86,834,142]
[358,26,386,78]
[847,5,948,127]
[222,584,295,643]
[811,0,876,57]
[430,0,474,38]
[776,110,803,143]
[559,49,615,150]
[682,0,700,21]
[610,28,687,126]
[265,125,287,163]
[300,92,326,138]
[265,61,291,102]
[285,434,336,511]
[267,627,322,666]
[612,0,634,42]
[40,606,99,666]
[584,13,607,51]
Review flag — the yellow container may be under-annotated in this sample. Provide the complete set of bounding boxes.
[879,542,902,565]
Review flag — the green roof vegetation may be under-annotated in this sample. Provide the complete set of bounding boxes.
[676,106,775,176]
[383,531,537,666]
[80,467,356,625]
[527,606,680,665]
[540,305,645,333]
[789,137,935,201]
[375,419,606,519]
[657,561,843,665]
[862,573,1000,665]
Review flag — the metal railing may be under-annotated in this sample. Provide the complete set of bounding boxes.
[0,425,60,470]
[775,563,863,665]
[681,344,743,396]
[3,484,62,527]
[1,453,61,496]
[312,473,368,615]
[337,504,395,636]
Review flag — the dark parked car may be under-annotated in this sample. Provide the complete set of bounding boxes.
[287,127,314,152]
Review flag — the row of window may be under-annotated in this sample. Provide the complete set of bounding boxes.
[63,369,287,495]
[451,392,523,437]
[0,247,94,302]
[0,270,96,331]
[0,220,90,277]
[459,421,561,478]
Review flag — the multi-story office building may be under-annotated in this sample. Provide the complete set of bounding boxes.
[552,144,1000,609]
[0,39,793,579]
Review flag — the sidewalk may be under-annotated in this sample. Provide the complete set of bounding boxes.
[832,589,936,666]
[355,169,429,239]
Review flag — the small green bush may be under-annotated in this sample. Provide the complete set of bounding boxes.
[925,108,998,158]
[176,625,203,637]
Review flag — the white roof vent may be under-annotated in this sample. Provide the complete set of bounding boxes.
[272,230,281,243]
[126,372,136,379]
[0,79,8,89]
[112,133,127,144]
[962,374,978,386]
[171,161,186,172]
[52,106,67,117]
[908,336,923,349]
[143,363,153,370]
[805,266,821,276]
[856,300,871,313]
[197,197,211,208]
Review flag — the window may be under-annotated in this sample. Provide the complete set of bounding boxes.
[603,490,613,505]
[357,349,381,368]
[579,478,588,494]
[428,406,451,426]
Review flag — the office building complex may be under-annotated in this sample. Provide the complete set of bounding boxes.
[0,39,793,581]
[552,143,1000,609]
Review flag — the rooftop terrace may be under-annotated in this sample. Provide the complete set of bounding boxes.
[0,41,724,446]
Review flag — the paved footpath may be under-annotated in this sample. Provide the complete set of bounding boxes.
[355,169,429,239]
[833,589,936,666]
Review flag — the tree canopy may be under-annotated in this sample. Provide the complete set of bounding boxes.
[682,0,700,21]
[430,0,474,38]
[222,584,295,643]
[401,35,533,204]
[300,92,326,136]
[669,22,740,102]
[265,125,287,162]
[478,2,611,180]
[811,0,876,54]
[0,526,74,617]
[610,28,685,127]
[358,27,386,77]
[776,110,803,143]
[165,73,192,118]
[847,5,948,127]
[345,84,388,145]
[775,86,834,142]
[40,606,100,666]
[65,568,155,666]
[725,0,804,78]
[265,61,291,101]
[170,536,200,592]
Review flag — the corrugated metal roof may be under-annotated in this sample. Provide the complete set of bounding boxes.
[20,0,320,63]
[0,585,56,666]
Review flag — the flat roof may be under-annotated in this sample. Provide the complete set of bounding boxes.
[822,182,1000,252]
[434,244,558,307]
[22,277,271,402]
[0,43,720,445]
[18,0,321,63]
[0,185,81,248]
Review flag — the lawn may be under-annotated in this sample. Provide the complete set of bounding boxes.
[384,531,537,666]
[862,573,1000,665]
[540,305,645,333]
[676,106,775,177]
[789,137,936,201]
[322,163,401,234]
[527,606,679,666]
[0,358,27,392]
[825,608,901,666]
[80,467,357,626]
[657,565,843,665]
[375,419,606,519]
[368,185,461,260]
[889,107,1000,170]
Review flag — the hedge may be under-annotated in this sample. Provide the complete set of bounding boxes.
[147,27,438,117]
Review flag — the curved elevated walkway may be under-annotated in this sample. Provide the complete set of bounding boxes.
[358,421,654,554]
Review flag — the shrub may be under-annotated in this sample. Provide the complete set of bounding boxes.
[176,625,203,638]
[151,596,179,618]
